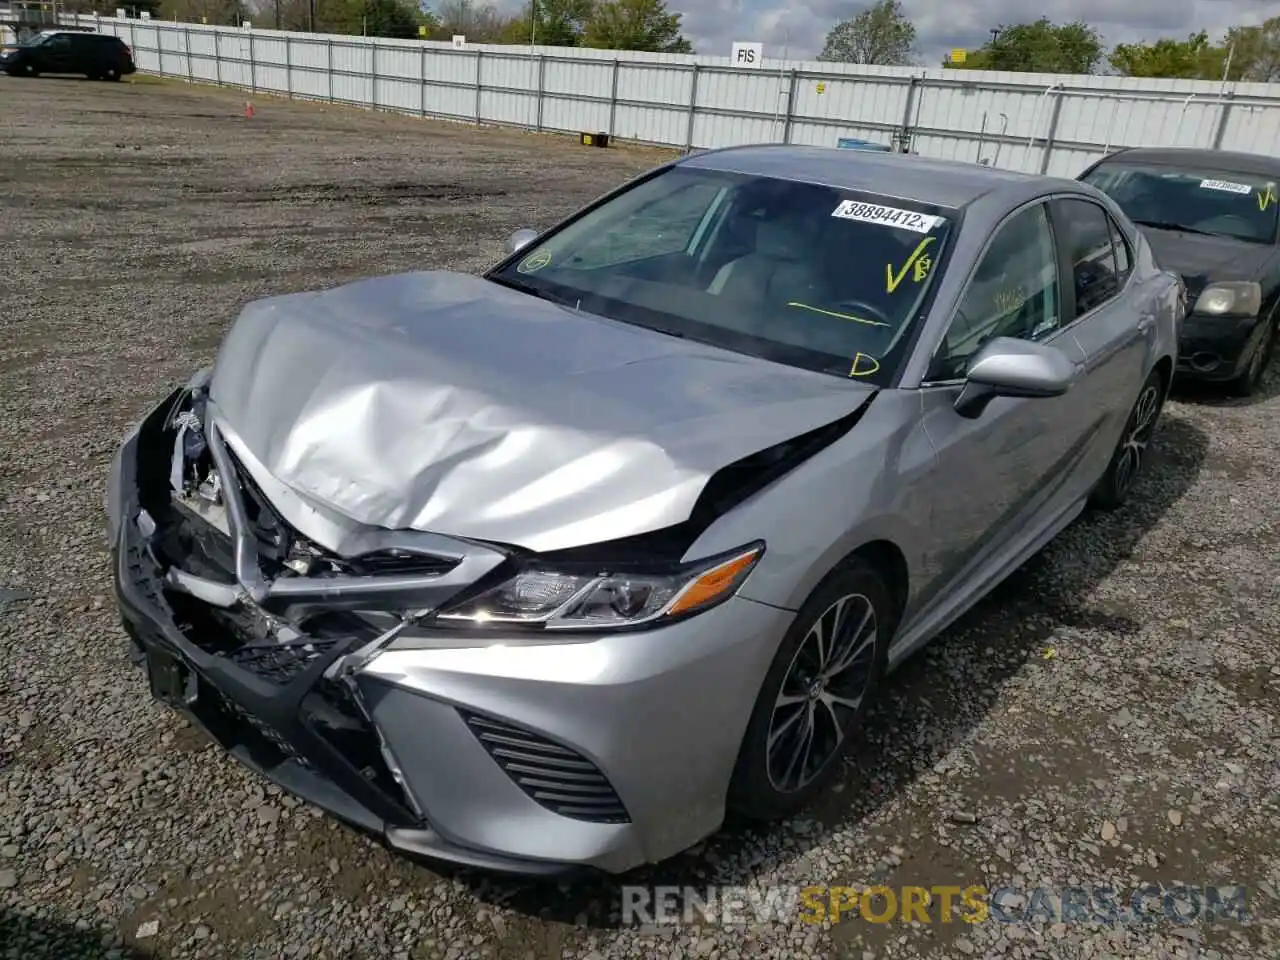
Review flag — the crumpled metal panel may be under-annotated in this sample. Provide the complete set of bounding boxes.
[208,270,873,553]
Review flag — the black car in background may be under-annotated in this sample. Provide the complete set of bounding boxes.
[0,29,135,80]
[1079,147,1280,396]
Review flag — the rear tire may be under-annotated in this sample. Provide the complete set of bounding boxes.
[727,558,892,820]
[1089,367,1166,511]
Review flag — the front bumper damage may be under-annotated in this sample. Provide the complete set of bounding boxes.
[109,382,794,875]
[1175,312,1266,382]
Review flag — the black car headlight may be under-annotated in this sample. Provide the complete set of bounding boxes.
[1193,281,1261,317]
[431,542,765,631]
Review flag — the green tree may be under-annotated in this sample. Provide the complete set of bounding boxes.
[500,0,594,45]
[1224,16,1280,81]
[944,18,1104,74]
[534,0,594,45]
[582,0,691,53]
[817,0,916,66]
[1109,31,1229,79]
[432,0,517,41]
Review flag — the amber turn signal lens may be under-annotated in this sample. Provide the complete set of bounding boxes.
[665,546,763,617]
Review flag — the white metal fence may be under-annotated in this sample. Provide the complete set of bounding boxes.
[65,15,1280,178]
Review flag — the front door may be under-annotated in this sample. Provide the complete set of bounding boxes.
[909,200,1091,623]
[39,34,75,72]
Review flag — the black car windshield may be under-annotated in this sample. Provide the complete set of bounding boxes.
[487,166,956,385]
[1082,161,1280,244]
[19,32,52,45]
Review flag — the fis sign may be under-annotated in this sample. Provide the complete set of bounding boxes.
[731,42,763,68]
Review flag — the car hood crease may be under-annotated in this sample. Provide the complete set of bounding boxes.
[207,270,875,553]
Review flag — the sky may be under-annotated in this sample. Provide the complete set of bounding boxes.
[618,0,1279,66]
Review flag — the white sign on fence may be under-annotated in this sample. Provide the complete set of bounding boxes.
[115,7,124,16]
[139,9,150,18]
[452,35,466,49]
[731,41,763,68]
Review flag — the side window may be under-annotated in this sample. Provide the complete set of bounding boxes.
[929,203,1060,381]
[1056,198,1121,315]
[48,35,72,51]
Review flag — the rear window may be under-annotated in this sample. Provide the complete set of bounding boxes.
[488,165,957,386]
[1083,160,1279,244]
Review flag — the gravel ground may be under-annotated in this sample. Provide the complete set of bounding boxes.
[1,75,1278,960]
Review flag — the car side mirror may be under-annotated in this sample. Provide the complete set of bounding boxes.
[954,336,1075,418]
[505,228,539,256]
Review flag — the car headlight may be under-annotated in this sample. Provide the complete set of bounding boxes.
[432,542,765,631]
[1193,281,1261,317]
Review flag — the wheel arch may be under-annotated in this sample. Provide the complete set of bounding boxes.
[841,539,910,630]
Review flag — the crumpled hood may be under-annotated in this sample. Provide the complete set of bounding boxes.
[1141,229,1277,297]
[208,270,873,552]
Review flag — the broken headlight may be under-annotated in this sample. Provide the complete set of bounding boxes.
[433,542,764,631]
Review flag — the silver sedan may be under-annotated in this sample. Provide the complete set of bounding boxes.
[106,144,1184,876]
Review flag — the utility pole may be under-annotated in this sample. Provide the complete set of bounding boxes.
[308,0,314,32]
[273,0,280,29]
[530,0,536,45]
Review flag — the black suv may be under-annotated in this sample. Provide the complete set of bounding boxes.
[1,30,136,80]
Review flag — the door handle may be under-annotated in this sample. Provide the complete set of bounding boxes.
[1137,314,1155,333]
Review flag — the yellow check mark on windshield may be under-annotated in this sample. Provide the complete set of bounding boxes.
[885,235,936,294]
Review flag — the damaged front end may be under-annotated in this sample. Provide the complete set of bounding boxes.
[108,379,563,870]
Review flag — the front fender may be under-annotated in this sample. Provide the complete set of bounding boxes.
[685,390,933,613]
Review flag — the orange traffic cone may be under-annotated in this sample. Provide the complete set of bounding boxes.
[244,101,255,118]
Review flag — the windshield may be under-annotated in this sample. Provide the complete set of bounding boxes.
[1082,161,1279,244]
[487,166,955,386]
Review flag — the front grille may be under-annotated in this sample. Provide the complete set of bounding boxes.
[460,711,630,824]
[344,550,459,578]
[228,640,339,685]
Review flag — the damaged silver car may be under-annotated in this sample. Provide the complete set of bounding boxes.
[107,144,1183,875]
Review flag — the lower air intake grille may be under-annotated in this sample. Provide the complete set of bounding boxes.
[459,711,630,824]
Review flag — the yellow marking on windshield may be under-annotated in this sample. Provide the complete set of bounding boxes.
[1258,183,1277,211]
[786,302,889,326]
[848,353,881,378]
[885,235,937,293]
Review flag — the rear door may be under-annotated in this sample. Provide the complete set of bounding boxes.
[1047,196,1149,489]
[911,199,1090,613]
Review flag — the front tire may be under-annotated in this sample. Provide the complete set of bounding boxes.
[1089,367,1166,511]
[727,558,892,820]
[1227,319,1275,398]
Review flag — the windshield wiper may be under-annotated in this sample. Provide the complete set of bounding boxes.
[488,274,580,309]
[1131,219,1214,236]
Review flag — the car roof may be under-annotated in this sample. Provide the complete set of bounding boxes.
[1097,146,1280,178]
[676,144,1069,210]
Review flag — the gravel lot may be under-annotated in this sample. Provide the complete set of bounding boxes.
[1,75,1278,960]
